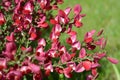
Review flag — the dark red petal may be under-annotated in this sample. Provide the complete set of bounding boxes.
[50,19,58,24]
[57,0,64,4]
[55,67,63,74]
[58,10,66,18]
[84,37,93,43]
[70,53,76,58]
[45,69,51,76]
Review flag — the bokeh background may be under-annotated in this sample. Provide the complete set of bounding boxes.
[58,0,120,80]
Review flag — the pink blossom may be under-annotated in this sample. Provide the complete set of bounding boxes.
[22,1,34,14]
[79,48,86,58]
[3,42,16,60]
[63,67,72,78]
[0,12,6,25]
[107,57,119,64]
[61,53,71,63]
[0,58,6,71]
[74,4,82,15]
[75,62,85,73]
[6,32,15,42]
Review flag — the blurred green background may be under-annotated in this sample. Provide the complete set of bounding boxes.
[58,0,120,80]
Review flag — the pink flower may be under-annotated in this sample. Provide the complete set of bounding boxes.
[74,4,82,15]
[84,30,96,43]
[6,70,22,80]
[107,57,118,64]
[0,58,6,71]
[29,63,40,74]
[22,1,34,14]
[66,32,77,45]
[94,52,106,59]
[3,42,16,60]
[79,48,86,58]
[0,12,6,25]
[38,38,46,47]
[33,73,42,80]
[64,7,71,16]
[6,32,15,42]
[72,41,81,50]
[86,75,93,80]
[75,62,85,73]
[44,62,53,72]
[20,66,31,75]
[82,60,92,71]
[63,67,72,78]
[56,0,64,4]
[38,0,51,10]
[92,68,98,76]
[47,49,57,58]
[35,51,46,61]
[29,32,37,40]
[67,62,76,70]
[61,53,71,63]
[59,46,67,54]
[52,24,62,36]
[21,46,33,53]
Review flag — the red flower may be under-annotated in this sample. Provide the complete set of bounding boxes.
[29,32,37,40]
[82,60,92,71]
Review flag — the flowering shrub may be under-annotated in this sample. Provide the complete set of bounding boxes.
[0,0,118,80]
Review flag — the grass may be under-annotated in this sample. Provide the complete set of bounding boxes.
[58,0,120,80]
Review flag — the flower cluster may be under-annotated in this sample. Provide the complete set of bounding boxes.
[0,0,118,80]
